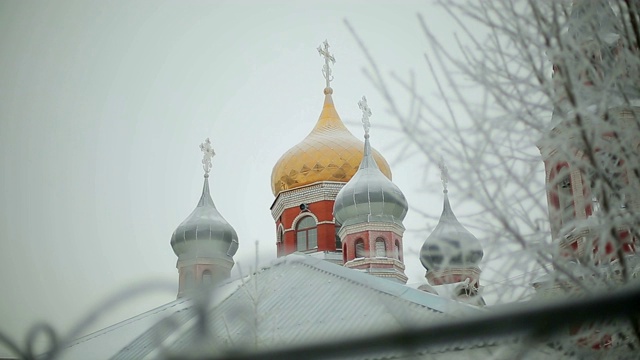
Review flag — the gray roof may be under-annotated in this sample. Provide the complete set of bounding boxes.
[420,192,483,272]
[61,254,483,360]
[170,175,238,260]
[334,135,408,228]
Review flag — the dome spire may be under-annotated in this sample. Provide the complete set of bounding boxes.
[420,160,483,288]
[333,96,408,227]
[333,96,409,283]
[171,138,238,297]
[317,39,335,90]
[270,43,393,196]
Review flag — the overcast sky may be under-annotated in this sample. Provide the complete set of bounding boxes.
[0,1,538,356]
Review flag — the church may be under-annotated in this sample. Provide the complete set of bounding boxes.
[56,2,640,359]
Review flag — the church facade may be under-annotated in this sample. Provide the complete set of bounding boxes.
[56,2,640,359]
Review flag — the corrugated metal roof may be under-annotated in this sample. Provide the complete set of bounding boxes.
[109,254,481,359]
[60,298,190,360]
[60,278,244,360]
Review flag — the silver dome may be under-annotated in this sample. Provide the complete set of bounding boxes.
[420,192,483,271]
[171,175,238,260]
[333,135,408,227]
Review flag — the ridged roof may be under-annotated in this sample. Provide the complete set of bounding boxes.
[420,192,483,272]
[170,175,238,260]
[333,128,407,227]
[65,255,482,359]
[270,87,392,195]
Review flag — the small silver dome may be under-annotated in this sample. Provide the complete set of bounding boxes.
[333,135,408,227]
[420,192,483,271]
[171,175,238,260]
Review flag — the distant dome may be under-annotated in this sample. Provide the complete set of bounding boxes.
[271,87,392,196]
[420,192,483,272]
[171,175,238,260]
[333,133,407,227]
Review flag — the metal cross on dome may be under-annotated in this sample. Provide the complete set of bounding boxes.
[317,40,335,88]
[200,138,215,175]
[438,157,449,193]
[358,95,371,136]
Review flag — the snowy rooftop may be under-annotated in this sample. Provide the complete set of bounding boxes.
[60,254,490,359]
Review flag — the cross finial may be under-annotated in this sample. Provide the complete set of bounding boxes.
[438,157,449,193]
[358,96,371,137]
[317,40,335,88]
[199,138,215,176]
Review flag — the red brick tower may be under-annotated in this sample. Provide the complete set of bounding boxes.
[539,0,638,265]
[536,1,640,349]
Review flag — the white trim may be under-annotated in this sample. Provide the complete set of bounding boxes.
[338,221,405,240]
[291,213,319,252]
[270,181,345,220]
[276,224,285,243]
[291,212,319,231]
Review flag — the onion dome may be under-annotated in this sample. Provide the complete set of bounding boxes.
[271,87,392,196]
[171,139,238,261]
[420,163,483,272]
[271,40,391,196]
[333,96,408,227]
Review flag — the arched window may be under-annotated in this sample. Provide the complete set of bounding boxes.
[355,239,365,258]
[375,237,386,257]
[202,270,213,286]
[296,216,317,251]
[395,240,401,260]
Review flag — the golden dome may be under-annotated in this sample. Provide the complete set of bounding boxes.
[271,88,392,196]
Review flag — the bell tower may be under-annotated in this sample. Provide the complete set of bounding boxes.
[420,161,484,305]
[333,96,409,283]
[538,0,638,264]
[171,138,239,297]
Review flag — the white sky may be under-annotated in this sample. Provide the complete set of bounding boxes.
[0,1,541,356]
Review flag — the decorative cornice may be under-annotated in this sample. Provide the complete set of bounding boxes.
[271,181,345,220]
[345,257,408,283]
[338,221,405,240]
[345,257,406,269]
